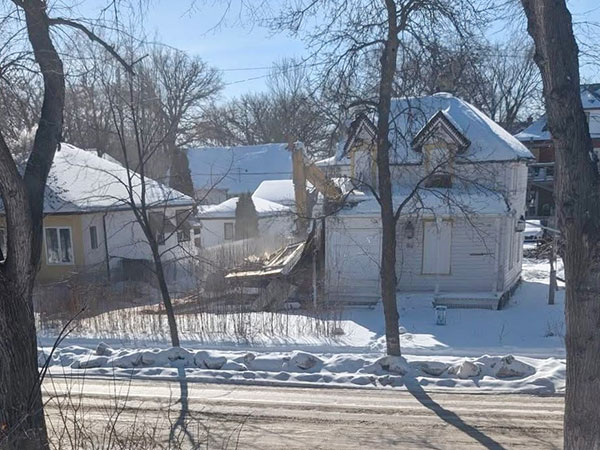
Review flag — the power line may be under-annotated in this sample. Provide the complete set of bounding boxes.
[190,171,293,176]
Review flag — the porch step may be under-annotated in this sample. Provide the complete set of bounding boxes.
[433,293,500,310]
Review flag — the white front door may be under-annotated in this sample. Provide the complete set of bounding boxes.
[422,220,452,275]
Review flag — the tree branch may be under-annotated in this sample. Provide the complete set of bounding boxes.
[48,17,134,75]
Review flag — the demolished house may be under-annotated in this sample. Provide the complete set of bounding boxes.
[223,93,534,311]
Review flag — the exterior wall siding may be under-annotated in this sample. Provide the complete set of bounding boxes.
[325,216,382,300]
[395,217,499,293]
[198,214,294,248]
[34,206,196,284]
[324,158,530,301]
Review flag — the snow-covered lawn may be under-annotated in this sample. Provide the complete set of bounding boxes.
[39,258,565,357]
[40,258,566,393]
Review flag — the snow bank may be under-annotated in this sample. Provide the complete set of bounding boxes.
[42,344,564,394]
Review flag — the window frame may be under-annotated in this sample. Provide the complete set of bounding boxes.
[89,225,99,250]
[224,222,234,241]
[44,226,75,265]
[424,143,454,189]
[176,209,191,243]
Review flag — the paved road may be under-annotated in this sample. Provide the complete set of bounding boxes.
[43,376,564,449]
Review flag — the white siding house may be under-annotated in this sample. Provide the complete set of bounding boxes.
[3,144,197,284]
[197,195,293,248]
[319,93,534,308]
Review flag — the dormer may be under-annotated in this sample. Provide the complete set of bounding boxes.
[411,111,470,188]
[342,114,378,187]
[411,110,470,153]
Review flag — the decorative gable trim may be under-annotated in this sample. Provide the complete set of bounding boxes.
[342,113,377,158]
[411,111,471,152]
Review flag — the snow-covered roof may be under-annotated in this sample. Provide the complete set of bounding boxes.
[252,179,314,207]
[332,93,533,165]
[29,144,194,214]
[514,116,551,142]
[197,196,290,219]
[337,187,509,217]
[516,85,600,143]
[580,84,600,109]
[185,143,293,195]
[85,149,123,166]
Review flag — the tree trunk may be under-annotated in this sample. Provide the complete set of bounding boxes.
[0,284,48,450]
[0,2,65,448]
[376,1,401,357]
[521,1,600,448]
[150,244,180,347]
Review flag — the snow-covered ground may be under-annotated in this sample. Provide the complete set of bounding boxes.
[40,258,566,393]
[39,258,565,357]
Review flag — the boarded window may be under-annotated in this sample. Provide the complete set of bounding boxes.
[45,227,74,264]
[90,226,98,250]
[224,222,234,240]
[422,220,451,275]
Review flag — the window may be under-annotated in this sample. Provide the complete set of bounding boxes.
[0,228,6,260]
[45,227,74,265]
[425,146,453,188]
[193,226,202,248]
[224,222,234,241]
[426,173,452,188]
[90,226,98,250]
[176,210,191,242]
[148,212,169,246]
[422,220,452,275]
[512,166,519,192]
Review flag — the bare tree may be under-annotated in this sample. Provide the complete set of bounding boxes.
[397,37,542,130]
[59,42,221,194]
[271,0,488,356]
[0,1,132,448]
[151,48,222,195]
[104,58,202,348]
[470,39,542,130]
[521,1,600,448]
[199,59,333,156]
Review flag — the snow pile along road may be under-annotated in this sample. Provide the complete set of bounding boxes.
[41,344,565,394]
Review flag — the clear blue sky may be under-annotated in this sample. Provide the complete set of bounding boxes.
[143,1,306,98]
[73,0,600,99]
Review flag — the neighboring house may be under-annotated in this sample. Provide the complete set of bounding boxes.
[184,143,294,205]
[0,144,196,284]
[516,83,600,217]
[197,195,292,248]
[317,93,534,308]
